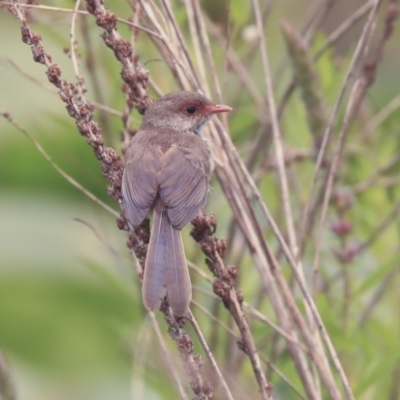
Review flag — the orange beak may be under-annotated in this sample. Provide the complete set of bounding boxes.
[207,104,233,114]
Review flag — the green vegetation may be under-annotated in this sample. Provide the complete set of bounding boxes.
[1,1,399,399]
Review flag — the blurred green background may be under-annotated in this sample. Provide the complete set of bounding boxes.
[1,1,400,399]
[0,3,146,399]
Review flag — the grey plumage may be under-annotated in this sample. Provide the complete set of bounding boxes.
[122,91,231,316]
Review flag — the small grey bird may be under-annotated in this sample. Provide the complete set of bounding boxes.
[122,91,232,316]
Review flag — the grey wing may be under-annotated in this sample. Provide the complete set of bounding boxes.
[158,146,210,230]
[122,146,161,227]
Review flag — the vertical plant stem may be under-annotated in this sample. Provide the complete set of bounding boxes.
[188,311,236,400]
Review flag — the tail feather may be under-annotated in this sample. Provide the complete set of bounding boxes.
[142,207,167,311]
[165,224,191,316]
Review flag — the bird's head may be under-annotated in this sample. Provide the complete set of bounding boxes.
[141,91,232,135]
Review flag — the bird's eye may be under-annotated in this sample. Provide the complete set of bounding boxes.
[186,106,196,114]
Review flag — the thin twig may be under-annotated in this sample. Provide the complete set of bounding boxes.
[355,199,400,257]
[313,0,375,59]
[183,0,208,94]
[149,312,190,400]
[1,2,164,39]
[261,357,307,400]
[312,0,386,291]
[244,305,308,354]
[357,262,399,327]
[159,0,201,89]
[354,153,400,194]
[251,0,300,262]
[80,15,114,145]
[163,307,213,399]
[1,112,119,217]
[300,0,383,258]
[210,118,321,399]
[8,58,123,118]
[191,299,237,338]
[188,311,235,400]
[365,94,400,133]
[191,214,273,399]
[70,0,82,89]
[251,2,339,398]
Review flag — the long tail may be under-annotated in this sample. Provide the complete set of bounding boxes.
[143,204,192,315]
[165,222,191,316]
[142,205,168,312]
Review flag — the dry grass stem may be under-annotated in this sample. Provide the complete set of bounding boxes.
[3,0,398,399]
[188,311,235,400]
[301,0,384,253]
[313,0,375,59]
[149,312,190,400]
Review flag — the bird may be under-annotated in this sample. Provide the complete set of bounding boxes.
[122,90,232,316]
